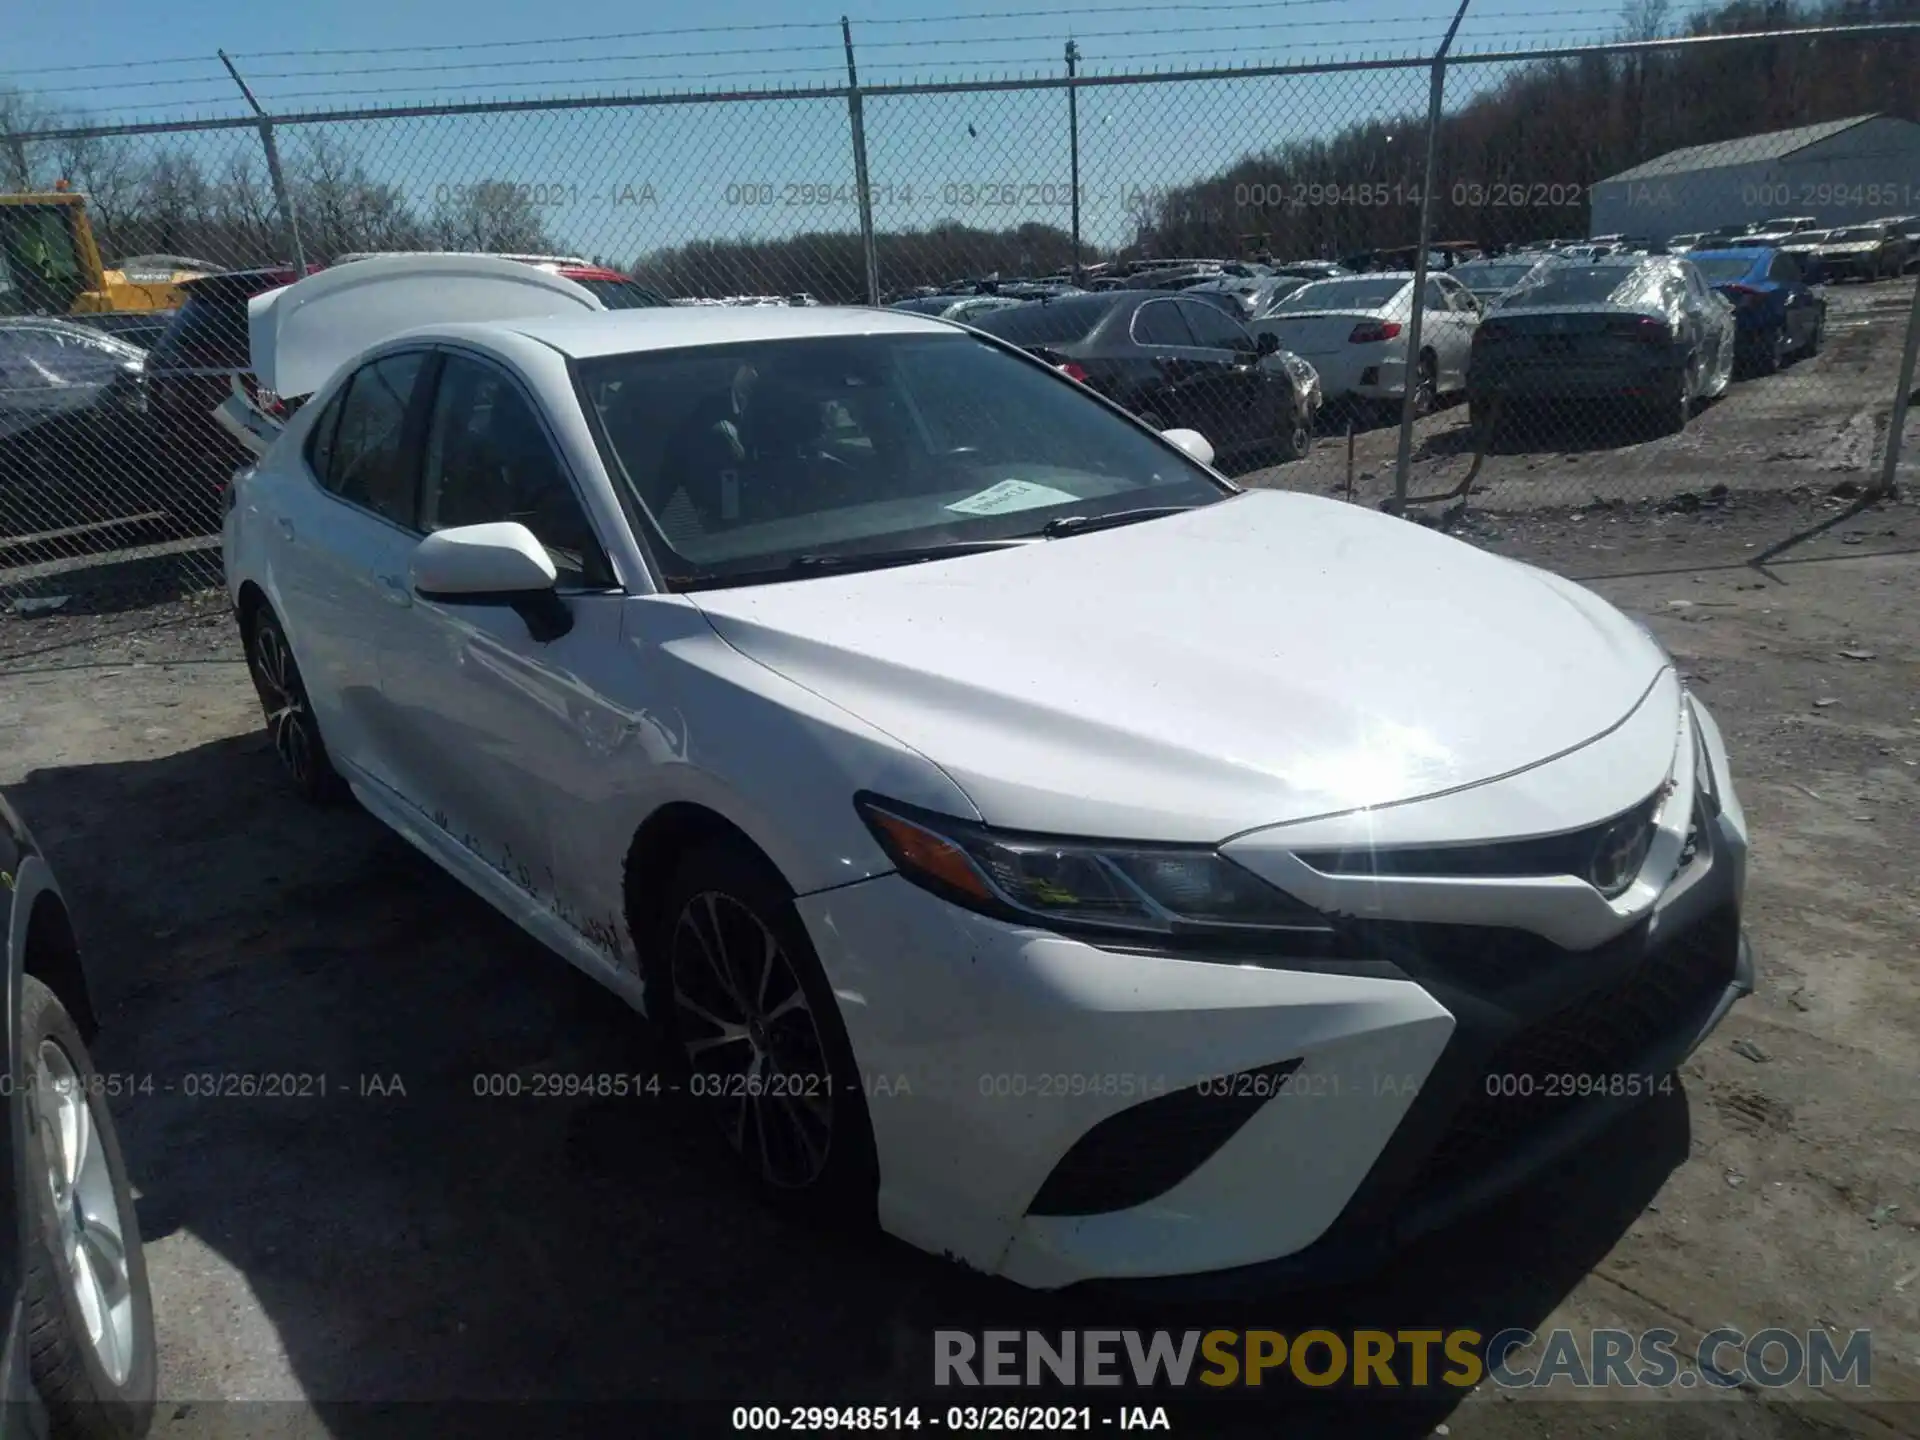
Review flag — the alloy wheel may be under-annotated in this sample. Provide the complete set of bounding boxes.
[33,1039,136,1386]
[669,890,835,1189]
[248,619,315,786]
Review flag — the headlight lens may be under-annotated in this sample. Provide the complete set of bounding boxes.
[855,796,1327,938]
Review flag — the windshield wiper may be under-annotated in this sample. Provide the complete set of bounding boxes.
[1030,505,1198,539]
[672,538,1032,591]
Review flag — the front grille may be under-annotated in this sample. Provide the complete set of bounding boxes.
[1294,789,1665,884]
[1405,905,1739,1193]
[1026,1058,1301,1217]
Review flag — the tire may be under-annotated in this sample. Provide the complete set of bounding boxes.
[1757,324,1786,376]
[242,603,346,804]
[1803,314,1823,358]
[648,841,878,1221]
[1274,395,1310,462]
[1652,373,1690,437]
[1411,352,1438,418]
[20,976,157,1440]
[1468,393,1495,438]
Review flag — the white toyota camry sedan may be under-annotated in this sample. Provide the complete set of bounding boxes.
[223,256,1754,1292]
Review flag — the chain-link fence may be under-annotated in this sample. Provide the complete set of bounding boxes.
[3,20,1918,648]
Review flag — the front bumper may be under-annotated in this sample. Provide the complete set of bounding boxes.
[798,696,1754,1290]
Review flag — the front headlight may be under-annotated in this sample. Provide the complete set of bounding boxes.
[855,795,1328,939]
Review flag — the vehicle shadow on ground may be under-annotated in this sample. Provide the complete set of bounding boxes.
[16,734,1692,1438]
[1471,401,1689,457]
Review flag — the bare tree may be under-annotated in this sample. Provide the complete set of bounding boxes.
[427,180,553,254]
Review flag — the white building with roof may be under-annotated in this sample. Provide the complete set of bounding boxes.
[1588,113,1920,241]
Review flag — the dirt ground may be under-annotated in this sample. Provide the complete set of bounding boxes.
[0,497,1914,1439]
[0,277,1917,1436]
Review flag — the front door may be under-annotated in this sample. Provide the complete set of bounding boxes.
[377,348,631,966]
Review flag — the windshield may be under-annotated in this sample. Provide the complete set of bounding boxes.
[967,294,1117,345]
[1690,256,1761,283]
[578,332,1229,587]
[1498,264,1642,308]
[1452,262,1537,290]
[1825,227,1876,243]
[1272,277,1407,311]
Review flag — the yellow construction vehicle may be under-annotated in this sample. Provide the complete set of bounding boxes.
[0,188,219,318]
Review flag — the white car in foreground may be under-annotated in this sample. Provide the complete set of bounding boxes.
[1251,271,1483,415]
[222,256,1754,1291]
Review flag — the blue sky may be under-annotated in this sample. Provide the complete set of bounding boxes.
[4,0,1681,262]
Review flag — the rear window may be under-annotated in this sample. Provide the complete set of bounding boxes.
[1453,263,1538,290]
[1690,256,1760,284]
[969,295,1118,345]
[570,277,668,309]
[150,274,288,369]
[1499,264,1642,307]
[1271,277,1407,311]
[1825,227,1876,242]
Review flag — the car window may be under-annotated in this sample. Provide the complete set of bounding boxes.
[0,323,137,387]
[324,350,429,527]
[419,352,612,588]
[1176,299,1252,350]
[1422,279,1450,311]
[1768,253,1803,284]
[303,386,347,485]
[1132,300,1195,347]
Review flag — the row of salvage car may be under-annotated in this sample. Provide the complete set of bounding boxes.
[961,244,1840,450]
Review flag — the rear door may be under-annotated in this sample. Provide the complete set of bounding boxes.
[1429,277,1478,389]
[1127,299,1204,429]
[265,348,436,795]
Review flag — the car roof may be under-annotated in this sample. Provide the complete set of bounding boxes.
[459,304,958,359]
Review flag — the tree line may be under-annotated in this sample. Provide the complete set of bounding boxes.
[1128,0,1920,260]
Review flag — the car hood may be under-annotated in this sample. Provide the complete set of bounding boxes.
[686,490,1672,842]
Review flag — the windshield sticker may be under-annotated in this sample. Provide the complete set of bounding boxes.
[945,478,1080,516]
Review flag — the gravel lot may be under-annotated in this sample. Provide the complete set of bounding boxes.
[0,274,1916,1439]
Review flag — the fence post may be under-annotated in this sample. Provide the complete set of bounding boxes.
[219,50,306,271]
[1877,269,1920,499]
[1066,39,1082,284]
[1393,0,1473,509]
[842,18,881,307]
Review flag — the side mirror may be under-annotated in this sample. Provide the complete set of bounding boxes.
[1160,427,1215,467]
[1255,330,1281,355]
[411,521,573,641]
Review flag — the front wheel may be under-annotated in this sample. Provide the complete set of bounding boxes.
[650,842,878,1219]
[21,976,157,1440]
[1410,353,1437,418]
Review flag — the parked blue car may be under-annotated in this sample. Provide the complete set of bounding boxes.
[1685,247,1827,375]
